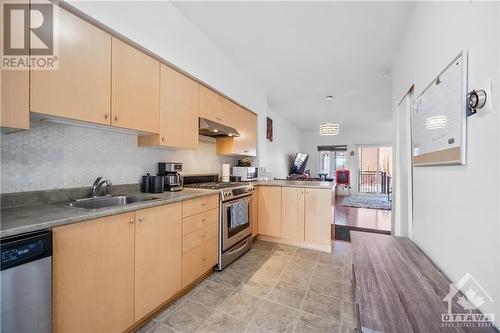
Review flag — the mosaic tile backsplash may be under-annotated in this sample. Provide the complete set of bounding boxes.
[1,121,238,193]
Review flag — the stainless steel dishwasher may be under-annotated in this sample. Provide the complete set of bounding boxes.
[1,230,52,333]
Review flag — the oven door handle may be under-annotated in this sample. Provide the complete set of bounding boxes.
[223,197,251,208]
[225,238,251,256]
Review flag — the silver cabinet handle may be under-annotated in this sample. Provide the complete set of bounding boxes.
[138,216,144,222]
[129,218,134,224]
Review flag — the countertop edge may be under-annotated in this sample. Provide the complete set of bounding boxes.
[1,190,218,238]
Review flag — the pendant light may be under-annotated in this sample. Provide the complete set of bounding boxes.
[320,122,339,135]
[320,96,340,136]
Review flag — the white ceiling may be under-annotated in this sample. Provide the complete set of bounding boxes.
[172,1,414,131]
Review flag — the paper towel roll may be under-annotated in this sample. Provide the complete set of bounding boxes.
[222,163,230,182]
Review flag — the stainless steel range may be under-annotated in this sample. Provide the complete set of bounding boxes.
[184,175,255,270]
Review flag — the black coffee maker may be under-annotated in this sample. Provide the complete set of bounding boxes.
[158,162,183,192]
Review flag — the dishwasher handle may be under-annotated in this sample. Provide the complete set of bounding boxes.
[1,230,52,271]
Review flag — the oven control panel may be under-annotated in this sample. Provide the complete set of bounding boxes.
[222,185,255,200]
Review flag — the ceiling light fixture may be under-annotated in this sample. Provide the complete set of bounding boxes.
[320,123,339,136]
[325,95,334,101]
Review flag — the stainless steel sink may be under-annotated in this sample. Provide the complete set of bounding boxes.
[68,195,158,210]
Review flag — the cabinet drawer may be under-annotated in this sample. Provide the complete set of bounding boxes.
[183,208,218,235]
[181,238,217,287]
[183,222,218,253]
[182,195,219,218]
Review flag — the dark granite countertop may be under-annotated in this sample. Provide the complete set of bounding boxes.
[254,180,335,189]
[1,188,218,238]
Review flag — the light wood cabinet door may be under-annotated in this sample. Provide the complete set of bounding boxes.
[138,65,199,148]
[199,85,229,123]
[111,37,160,133]
[216,104,257,157]
[53,213,135,333]
[31,9,111,125]
[1,69,29,130]
[181,238,218,287]
[281,187,305,241]
[258,186,282,237]
[304,188,332,247]
[134,203,182,321]
[251,191,258,237]
[183,195,219,218]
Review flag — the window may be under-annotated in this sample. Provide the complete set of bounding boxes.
[358,146,393,193]
[318,147,347,178]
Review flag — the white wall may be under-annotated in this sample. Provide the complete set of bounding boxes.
[66,0,268,167]
[300,125,392,191]
[392,1,500,322]
[265,108,301,179]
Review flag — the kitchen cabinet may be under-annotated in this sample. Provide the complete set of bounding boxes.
[1,69,29,131]
[281,187,305,241]
[304,188,332,247]
[182,195,219,218]
[53,203,184,332]
[134,203,182,321]
[199,85,230,124]
[138,64,199,149]
[53,213,135,333]
[258,186,282,237]
[30,9,112,125]
[111,37,160,133]
[216,104,257,157]
[251,191,259,237]
[181,196,219,287]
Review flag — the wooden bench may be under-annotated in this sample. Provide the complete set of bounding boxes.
[351,231,496,333]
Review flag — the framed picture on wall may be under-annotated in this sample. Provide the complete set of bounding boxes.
[266,117,273,142]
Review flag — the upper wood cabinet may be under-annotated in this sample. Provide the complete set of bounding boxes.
[111,37,160,133]
[216,103,257,157]
[199,85,231,124]
[138,64,199,149]
[281,187,305,241]
[135,203,182,321]
[304,188,332,247]
[258,186,282,237]
[31,9,112,125]
[53,213,135,333]
[1,69,29,131]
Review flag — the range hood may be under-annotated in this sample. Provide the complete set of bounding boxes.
[199,117,240,137]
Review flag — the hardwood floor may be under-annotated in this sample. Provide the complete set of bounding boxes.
[334,195,391,240]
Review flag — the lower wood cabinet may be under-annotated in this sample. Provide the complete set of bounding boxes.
[251,191,259,237]
[304,188,332,247]
[281,187,305,241]
[134,203,182,321]
[53,203,182,333]
[181,197,219,288]
[53,213,135,333]
[181,237,217,287]
[257,185,332,251]
[258,186,282,237]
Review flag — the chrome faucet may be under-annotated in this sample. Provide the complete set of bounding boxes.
[91,177,112,197]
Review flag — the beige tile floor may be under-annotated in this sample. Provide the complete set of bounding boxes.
[135,240,354,333]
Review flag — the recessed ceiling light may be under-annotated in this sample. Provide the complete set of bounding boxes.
[213,129,218,133]
[325,95,334,101]
[379,71,390,78]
